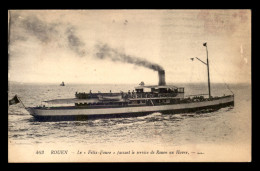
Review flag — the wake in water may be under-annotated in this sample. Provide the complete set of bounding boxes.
[8,83,249,146]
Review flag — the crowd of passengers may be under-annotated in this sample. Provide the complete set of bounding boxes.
[75,90,178,99]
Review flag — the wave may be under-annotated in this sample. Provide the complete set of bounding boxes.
[136,112,162,120]
[115,120,146,128]
[8,112,29,116]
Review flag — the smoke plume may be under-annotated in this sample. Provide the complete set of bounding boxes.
[66,27,86,57]
[9,11,86,57]
[10,11,164,72]
[95,43,164,71]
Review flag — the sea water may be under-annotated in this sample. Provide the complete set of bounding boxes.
[8,82,251,147]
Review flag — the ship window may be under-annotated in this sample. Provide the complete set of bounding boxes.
[178,88,184,93]
[137,100,140,104]
[136,89,144,93]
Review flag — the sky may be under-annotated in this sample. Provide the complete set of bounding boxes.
[8,10,251,85]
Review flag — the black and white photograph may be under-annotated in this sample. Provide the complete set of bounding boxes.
[8,9,251,162]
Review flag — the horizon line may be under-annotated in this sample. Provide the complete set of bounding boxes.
[8,80,251,85]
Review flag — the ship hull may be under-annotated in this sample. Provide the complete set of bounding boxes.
[26,95,234,120]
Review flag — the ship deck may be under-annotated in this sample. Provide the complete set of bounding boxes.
[37,95,234,110]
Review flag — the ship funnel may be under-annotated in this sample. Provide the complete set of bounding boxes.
[158,70,166,86]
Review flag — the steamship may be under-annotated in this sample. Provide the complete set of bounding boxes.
[23,43,234,120]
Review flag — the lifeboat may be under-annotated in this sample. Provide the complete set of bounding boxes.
[98,95,122,101]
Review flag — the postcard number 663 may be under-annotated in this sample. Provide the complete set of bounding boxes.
[36,150,44,154]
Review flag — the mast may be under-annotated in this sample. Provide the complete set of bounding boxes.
[204,42,211,98]
[195,43,211,98]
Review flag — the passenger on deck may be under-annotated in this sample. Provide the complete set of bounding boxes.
[89,90,92,98]
[132,90,136,98]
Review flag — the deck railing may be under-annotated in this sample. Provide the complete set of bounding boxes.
[75,92,179,99]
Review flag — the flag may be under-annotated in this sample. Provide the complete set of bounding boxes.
[9,95,20,105]
[203,42,207,46]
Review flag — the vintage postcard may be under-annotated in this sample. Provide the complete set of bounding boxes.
[8,9,251,162]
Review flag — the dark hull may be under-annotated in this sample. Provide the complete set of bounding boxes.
[31,101,234,122]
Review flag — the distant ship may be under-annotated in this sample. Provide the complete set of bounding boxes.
[60,81,65,86]
[13,43,235,120]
